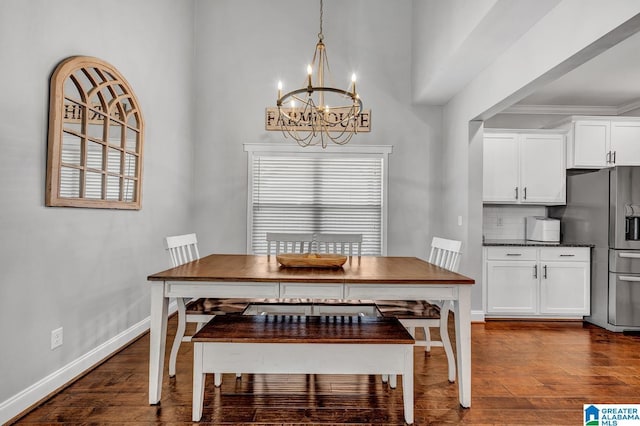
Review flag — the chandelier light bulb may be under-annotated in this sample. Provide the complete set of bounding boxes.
[277,81,282,99]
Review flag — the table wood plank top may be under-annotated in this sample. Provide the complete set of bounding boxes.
[147,254,474,285]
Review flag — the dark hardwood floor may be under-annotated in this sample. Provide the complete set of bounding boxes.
[12,315,640,425]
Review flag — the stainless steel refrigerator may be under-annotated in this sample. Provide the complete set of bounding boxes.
[549,166,640,332]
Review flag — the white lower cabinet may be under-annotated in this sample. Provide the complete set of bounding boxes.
[484,246,590,318]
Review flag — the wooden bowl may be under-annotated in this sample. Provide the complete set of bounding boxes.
[276,253,347,268]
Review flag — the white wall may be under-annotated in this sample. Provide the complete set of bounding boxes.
[0,0,195,416]
[191,0,444,258]
[436,0,640,313]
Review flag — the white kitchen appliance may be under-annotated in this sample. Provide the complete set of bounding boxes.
[525,216,560,242]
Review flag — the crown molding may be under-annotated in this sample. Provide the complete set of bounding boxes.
[501,104,619,115]
[617,99,640,114]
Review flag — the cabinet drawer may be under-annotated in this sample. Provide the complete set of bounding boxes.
[539,247,590,262]
[486,247,537,261]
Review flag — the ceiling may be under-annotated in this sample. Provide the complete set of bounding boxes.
[505,29,640,116]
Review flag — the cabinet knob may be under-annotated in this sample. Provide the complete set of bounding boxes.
[515,187,518,200]
[533,264,538,278]
[543,264,548,279]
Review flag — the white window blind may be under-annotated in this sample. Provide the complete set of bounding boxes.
[246,145,391,255]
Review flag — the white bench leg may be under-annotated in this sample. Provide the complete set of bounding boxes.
[214,373,222,387]
[381,374,389,383]
[192,343,205,422]
[403,347,414,425]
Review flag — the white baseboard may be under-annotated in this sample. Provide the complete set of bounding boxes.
[0,301,177,425]
[471,310,485,323]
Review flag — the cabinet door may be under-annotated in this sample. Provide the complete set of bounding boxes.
[611,120,640,166]
[570,120,610,168]
[483,134,519,203]
[486,260,538,314]
[520,134,566,204]
[539,261,590,315]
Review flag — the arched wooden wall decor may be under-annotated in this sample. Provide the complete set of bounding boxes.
[46,56,144,209]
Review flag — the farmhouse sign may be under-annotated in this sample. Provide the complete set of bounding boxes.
[265,107,371,132]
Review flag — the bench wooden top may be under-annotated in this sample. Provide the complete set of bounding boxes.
[192,315,415,344]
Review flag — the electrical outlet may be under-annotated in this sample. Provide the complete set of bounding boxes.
[51,327,63,350]
[497,217,504,227]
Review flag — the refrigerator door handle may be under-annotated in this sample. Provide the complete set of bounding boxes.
[619,252,640,259]
[619,275,640,282]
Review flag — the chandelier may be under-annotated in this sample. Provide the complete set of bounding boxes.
[275,0,363,148]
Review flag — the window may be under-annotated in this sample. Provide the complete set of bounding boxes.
[46,56,144,209]
[245,144,391,255]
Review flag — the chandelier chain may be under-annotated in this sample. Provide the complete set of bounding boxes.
[318,0,324,41]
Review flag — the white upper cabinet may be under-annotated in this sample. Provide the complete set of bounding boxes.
[568,119,610,168]
[561,116,640,168]
[611,120,640,166]
[483,131,566,205]
[483,133,520,203]
[520,133,566,204]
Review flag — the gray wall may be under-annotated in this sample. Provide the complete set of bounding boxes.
[0,0,445,412]
[0,0,195,404]
[191,0,444,257]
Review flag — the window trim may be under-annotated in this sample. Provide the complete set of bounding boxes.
[244,143,392,255]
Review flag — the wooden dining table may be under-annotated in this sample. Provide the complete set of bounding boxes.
[147,254,475,407]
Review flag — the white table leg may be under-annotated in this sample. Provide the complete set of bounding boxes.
[454,285,471,408]
[403,346,414,425]
[149,282,168,404]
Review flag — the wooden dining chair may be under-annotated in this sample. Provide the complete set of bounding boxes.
[377,236,462,383]
[266,232,314,254]
[313,233,362,256]
[164,233,250,378]
[254,232,374,317]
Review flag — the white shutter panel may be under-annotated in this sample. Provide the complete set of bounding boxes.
[250,154,383,255]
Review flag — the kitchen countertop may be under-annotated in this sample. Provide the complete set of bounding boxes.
[483,239,594,247]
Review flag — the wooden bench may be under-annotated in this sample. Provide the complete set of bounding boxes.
[191,314,415,424]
